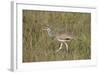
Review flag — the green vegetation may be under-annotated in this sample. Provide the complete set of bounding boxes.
[23,10,91,62]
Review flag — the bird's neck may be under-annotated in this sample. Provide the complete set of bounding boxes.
[47,29,55,37]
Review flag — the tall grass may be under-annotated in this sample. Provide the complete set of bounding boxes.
[23,10,91,62]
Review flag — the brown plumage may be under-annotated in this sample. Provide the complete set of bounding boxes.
[55,33,74,42]
[42,26,74,52]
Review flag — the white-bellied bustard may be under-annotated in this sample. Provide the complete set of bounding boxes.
[42,26,74,52]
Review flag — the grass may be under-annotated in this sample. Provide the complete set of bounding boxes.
[23,10,91,62]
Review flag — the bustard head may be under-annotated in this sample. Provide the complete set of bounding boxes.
[42,26,51,32]
[42,26,55,37]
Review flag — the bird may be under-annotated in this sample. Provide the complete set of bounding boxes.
[42,25,74,52]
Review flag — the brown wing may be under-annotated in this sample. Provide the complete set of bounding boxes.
[56,34,73,40]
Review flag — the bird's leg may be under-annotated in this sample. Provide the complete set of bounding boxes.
[64,42,68,51]
[56,42,63,52]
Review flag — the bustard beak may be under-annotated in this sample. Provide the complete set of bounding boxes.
[42,27,49,30]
